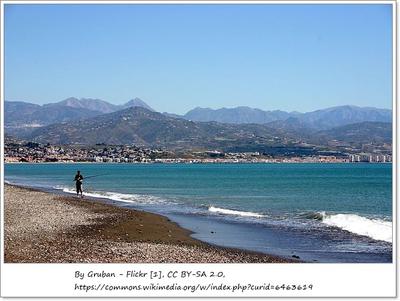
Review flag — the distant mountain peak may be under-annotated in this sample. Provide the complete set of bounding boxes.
[50,96,155,114]
[54,97,117,114]
[127,97,143,102]
[58,97,79,105]
[121,105,154,114]
[122,97,154,111]
[63,96,79,101]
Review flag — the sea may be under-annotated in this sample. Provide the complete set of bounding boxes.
[4,163,393,263]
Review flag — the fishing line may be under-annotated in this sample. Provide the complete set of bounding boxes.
[84,173,109,179]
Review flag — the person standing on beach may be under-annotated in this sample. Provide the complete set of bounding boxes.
[74,170,84,198]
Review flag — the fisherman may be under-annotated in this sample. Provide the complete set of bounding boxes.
[74,170,84,198]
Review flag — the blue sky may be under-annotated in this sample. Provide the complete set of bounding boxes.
[4,4,393,114]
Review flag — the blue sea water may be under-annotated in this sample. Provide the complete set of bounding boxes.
[4,163,393,263]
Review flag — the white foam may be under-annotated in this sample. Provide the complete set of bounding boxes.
[60,187,163,205]
[322,213,392,243]
[209,206,264,218]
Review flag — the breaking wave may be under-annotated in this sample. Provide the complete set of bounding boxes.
[60,187,164,205]
[58,185,392,243]
[315,212,392,243]
[208,206,265,218]
[298,211,325,221]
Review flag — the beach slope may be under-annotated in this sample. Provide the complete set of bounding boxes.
[4,185,291,263]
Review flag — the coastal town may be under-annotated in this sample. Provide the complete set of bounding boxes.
[4,137,392,164]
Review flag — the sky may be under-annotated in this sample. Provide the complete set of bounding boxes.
[4,3,393,114]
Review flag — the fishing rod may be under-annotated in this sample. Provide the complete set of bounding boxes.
[72,173,109,181]
[84,173,109,179]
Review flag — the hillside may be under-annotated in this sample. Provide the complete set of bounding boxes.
[24,106,392,155]
[27,107,290,150]
[314,122,392,146]
[4,101,102,138]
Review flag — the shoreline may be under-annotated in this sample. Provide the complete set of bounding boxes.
[4,184,295,263]
[5,161,391,164]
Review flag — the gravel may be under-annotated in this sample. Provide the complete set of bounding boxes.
[4,184,292,263]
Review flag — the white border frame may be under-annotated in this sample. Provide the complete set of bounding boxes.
[0,1,397,297]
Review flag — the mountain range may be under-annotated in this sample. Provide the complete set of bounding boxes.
[182,105,392,130]
[5,97,154,127]
[20,106,391,151]
[4,97,154,137]
[4,97,392,151]
[26,106,287,149]
[5,97,391,129]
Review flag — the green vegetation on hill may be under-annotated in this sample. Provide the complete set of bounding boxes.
[26,107,392,154]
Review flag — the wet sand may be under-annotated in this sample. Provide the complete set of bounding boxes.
[4,184,294,263]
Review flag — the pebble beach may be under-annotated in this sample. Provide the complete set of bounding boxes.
[4,184,292,263]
